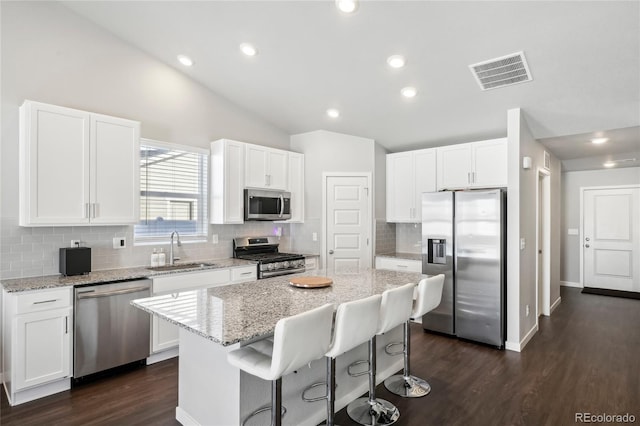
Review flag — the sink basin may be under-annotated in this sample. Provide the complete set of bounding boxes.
[147,262,218,272]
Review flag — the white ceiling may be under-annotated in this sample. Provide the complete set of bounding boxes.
[61,1,640,171]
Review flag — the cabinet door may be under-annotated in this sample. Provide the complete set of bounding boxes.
[471,138,507,188]
[413,149,437,221]
[90,114,140,224]
[267,149,288,190]
[211,139,244,224]
[437,144,472,190]
[286,152,304,222]
[14,307,72,390]
[245,144,269,188]
[20,102,91,225]
[152,316,179,353]
[386,153,414,222]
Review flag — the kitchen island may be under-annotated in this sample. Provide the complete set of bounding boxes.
[132,268,424,426]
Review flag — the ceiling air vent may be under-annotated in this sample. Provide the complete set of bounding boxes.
[469,51,533,91]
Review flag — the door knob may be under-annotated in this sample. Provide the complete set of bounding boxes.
[585,244,590,248]
[328,250,334,254]
[585,237,590,242]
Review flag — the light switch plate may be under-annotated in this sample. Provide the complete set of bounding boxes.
[520,238,526,250]
[212,234,219,244]
[312,232,318,241]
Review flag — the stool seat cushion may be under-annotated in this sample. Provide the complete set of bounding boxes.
[377,283,415,335]
[411,274,445,319]
[227,303,335,381]
[326,294,382,359]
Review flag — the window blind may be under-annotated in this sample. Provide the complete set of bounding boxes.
[134,141,208,242]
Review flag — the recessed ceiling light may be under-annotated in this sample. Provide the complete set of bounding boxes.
[603,161,615,168]
[177,55,193,67]
[326,108,340,118]
[591,137,609,145]
[401,87,418,98]
[240,43,258,57]
[387,55,406,69]
[336,0,358,13]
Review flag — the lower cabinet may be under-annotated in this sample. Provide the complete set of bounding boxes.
[375,256,422,273]
[150,265,257,358]
[2,287,73,406]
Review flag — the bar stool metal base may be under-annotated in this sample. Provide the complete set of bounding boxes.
[384,374,431,397]
[346,397,400,426]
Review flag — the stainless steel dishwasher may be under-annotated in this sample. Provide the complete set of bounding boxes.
[74,279,151,378]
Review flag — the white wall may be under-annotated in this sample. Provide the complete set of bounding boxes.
[289,130,378,255]
[561,167,640,285]
[0,2,294,279]
[506,108,562,351]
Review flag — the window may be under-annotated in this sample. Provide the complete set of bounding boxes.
[134,139,208,243]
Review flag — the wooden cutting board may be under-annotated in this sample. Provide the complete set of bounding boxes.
[289,276,333,288]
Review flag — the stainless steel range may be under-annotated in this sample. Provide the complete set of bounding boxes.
[233,236,305,279]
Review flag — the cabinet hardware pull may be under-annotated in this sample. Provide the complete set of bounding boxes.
[397,264,408,268]
[265,174,269,186]
[65,316,68,334]
[240,271,252,275]
[77,286,149,299]
[33,299,58,305]
[85,203,90,219]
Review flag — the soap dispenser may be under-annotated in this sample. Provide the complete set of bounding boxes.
[151,248,159,267]
[158,248,166,267]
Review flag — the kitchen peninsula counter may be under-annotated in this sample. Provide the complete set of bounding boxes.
[132,268,424,426]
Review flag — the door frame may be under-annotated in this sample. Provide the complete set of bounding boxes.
[321,172,373,271]
[579,184,640,288]
[536,168,551,319]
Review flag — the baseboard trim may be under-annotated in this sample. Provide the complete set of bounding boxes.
[561,281,582,288]
[176,406,199,426]
[147,347,179,365]
[550,296,561,314]
[505,323,539,352]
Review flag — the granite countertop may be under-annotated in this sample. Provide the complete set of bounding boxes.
[377,252,422,261]
[132,268,424,347]
[0,258,256,293]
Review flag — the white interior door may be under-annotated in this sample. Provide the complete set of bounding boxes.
[325,175,371,274]
[583,187,640,292]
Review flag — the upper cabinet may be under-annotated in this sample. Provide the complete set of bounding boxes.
[436,138,507,190]
[210,139,245,224]
[245,143,288,190]
[19,101,140,226]
[386,148,436,223]
[211,139,304,224]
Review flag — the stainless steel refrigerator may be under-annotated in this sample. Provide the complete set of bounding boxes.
[421,189,506,348]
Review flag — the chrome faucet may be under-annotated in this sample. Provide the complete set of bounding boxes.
[169,231,182,265]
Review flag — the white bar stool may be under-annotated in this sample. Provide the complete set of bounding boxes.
[227,303,335,426]
[384,274,445,397]
[346,283,415,426]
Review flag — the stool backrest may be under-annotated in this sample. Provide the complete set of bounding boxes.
[326,294,382,358]
[377,283,415,335]
[412,274,445,319]
[270,303,335,378]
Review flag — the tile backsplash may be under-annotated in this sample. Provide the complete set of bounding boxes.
[396,223,422,253]
[375,220,396,254]
[0,217,290,279]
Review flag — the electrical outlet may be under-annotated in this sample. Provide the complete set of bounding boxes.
[212,234,219,244]
[113,237,126,249]
[520,238,526,250]
[70,240,80,247]
[312,232,318,241]
[526,305,530,317]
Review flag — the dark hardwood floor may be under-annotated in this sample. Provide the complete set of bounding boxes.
[2,287,638,425]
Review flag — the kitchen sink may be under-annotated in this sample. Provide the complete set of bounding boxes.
[147,262,218,272]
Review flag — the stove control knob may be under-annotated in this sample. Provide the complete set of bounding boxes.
[274,262,283,269]
[296,260,304,268]
[268,263,275,271]
[283,261,290,268]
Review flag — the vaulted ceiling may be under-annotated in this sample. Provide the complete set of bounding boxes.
[62,1,640,171]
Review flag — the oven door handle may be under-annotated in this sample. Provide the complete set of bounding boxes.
[279,194,284,217]
[77,286,149,299]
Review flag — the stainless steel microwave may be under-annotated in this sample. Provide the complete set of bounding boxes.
[244,189,291,221]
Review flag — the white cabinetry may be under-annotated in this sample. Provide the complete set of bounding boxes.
[437,138,507,190]
[386,148,436,223]
[245,144,288,190]
[211,139,245,224]
[375,256,422,272]
[19,101,140,226]
[2,287,73,406]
